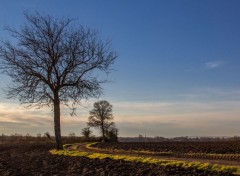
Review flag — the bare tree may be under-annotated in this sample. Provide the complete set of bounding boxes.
[68,132,76,137]
[0,13,117,149]
[87,100,115,142]
[81,127,92,139]
[106,125,119,142]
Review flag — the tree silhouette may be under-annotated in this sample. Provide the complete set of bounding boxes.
[0,13,116,149]
[106,125,119,142]
[87,100,115,142]
[81,127,92,140]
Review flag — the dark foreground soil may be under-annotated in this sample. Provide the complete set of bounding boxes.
[0,143,237,176]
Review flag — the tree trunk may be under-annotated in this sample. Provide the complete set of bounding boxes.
[54,91,63,150]
[101,123,106,142]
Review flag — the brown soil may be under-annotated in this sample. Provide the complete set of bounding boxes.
[0,143,237,176]
[80,143,240,167]
[93,141,240,154]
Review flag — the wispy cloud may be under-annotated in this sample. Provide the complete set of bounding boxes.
[117,118,240,137]
[0,102,87,135]
[204,61,224,69]
[179,87,240,101]
[1,87,240,137]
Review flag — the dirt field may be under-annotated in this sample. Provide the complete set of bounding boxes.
[93,141,240,154]
[0,143,238,176]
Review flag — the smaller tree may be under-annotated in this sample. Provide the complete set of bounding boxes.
[87,100,115,142]
[106,126,119,142]
[44,132,52,141]
[68,132,76,137]
[81,127,92,139]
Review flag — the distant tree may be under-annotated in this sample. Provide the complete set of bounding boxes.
[0,13,117,149]
[44,132,51,139]
[81,127,92,139]
[68,132,76,137]
[25,133,31,137]
[87,100,115,142]
[1,134,5,143]
[139,134,144,142]
[106,125,119,142]
[36,133,42,138]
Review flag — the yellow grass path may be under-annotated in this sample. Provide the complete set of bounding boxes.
[72,143,240,167]
[50,143,240,175]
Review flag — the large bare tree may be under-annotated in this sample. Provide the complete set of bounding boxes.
[87,100,115,142]
[0,13,117,149]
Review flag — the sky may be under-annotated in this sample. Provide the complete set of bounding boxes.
[0,0,240,137]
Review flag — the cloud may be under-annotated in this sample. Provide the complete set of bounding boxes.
[179,87,240,101]
[0,87,240,137]
[0,102,88,135]
[204,61,224,69]
[116,118,240,137]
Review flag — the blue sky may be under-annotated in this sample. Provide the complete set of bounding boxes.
[0,0,240,137]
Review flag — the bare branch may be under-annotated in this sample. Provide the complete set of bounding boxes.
[0,12,117,149]
[0,13,116,108]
